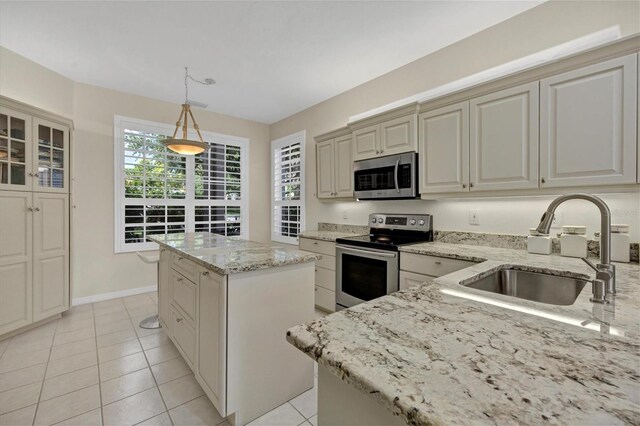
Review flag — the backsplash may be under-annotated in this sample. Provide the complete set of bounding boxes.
[316,223,639,263]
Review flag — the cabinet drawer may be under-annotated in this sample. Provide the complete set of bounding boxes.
[171,252,197,282]
[299,238,336,257]
[171,307,196,367]
[315,267,336,292]
[400,253,475,277]
[316,254,336,271]
[171,270,196,325]
[315,286,335,312]
[400,270,435,291]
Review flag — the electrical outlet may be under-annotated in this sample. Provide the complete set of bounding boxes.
[469,209,480,225]
[342,210,349,220]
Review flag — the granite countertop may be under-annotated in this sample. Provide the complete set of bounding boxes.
[287,242,640,425]
[298,230,368,242]
[149,232,320,275]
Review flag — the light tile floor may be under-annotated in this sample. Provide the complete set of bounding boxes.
[0,292,324,426]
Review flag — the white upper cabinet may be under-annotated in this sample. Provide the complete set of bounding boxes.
[540,54,638,188]
[379,114,418,156]
[334,135,354,197]
[316,131,353,199]
[469,82,539,191]
[316,140,335,199]
[352,124,379,161]
[352,112,418,161]
[419,102,469,194]
[0,108,70,193]
[0,108,32,191]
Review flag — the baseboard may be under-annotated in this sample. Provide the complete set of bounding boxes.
[72,284,157,306]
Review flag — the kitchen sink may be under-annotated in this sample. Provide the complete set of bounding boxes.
[462,268,588,306]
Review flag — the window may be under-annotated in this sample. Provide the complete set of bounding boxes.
[114,115,248,253]
[271,131,305,244]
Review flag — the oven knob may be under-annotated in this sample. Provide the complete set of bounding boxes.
[371,217,377,224]
[418,219,425,226]
[377,218,384,224]
[410,219,416,225]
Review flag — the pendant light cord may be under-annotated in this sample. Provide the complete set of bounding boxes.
[184,67,216,104]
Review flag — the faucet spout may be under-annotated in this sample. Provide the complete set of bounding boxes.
[535,193,616,297]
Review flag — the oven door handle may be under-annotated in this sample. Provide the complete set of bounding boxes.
[394,159,400,193]
[337,246,397,258]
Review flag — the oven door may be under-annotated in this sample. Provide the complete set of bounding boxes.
[336,245,399,309]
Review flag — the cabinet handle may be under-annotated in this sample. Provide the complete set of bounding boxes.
[34,207,40,212]
[380,149,384,154]
[27,207,34,212]
[462,184,466,189]
[177,277,183,282]
[469,182,474,188]
[313,241,318,245]
[176,317,183,323]
[202,271,209,276]
[435,261,442,265]
[541,177,546,184]
[178,256,183,260]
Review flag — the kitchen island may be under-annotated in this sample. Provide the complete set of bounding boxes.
[287,242,640,425]
[149,232,320,426]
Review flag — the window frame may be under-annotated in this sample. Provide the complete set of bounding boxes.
[270,130,306,245]
[114,115,249,253]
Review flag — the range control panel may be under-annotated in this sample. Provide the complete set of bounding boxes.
[369,213,433,231]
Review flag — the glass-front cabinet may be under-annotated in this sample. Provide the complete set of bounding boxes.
[0,107,69,193]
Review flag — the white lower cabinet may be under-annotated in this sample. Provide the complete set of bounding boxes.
[299,237,336,312]
[399,270,434,291]
[0,191,68,336]
[158,249,314,425]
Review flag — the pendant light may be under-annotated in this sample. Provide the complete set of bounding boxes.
[162,67,215,155]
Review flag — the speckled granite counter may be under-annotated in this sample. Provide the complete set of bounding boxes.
[149,232,320,275]
[299,230,367,242]
[287,242,640,425]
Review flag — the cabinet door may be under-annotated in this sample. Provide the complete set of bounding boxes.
[316,140,335,198]
[32,193,69,321]
[0,108,32,191]
[32,118,69,193]
[540,54,638,187]
[380,114,417,156]
[352,124,379,161]
[198,269,227,415]
[334,135,353,198]
[399,271,434,291]
[0,191,33,335]
[470,82,539,191]
[158,248,171,332]
[418,102,469,194]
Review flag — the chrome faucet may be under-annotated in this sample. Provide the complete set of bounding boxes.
[535,193,616,304]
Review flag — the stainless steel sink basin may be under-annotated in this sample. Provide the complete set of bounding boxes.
[463,268,588,306]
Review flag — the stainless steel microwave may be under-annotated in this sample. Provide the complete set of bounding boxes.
[353,152,418,200]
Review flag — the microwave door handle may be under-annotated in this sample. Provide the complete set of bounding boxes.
[394,159,400,193]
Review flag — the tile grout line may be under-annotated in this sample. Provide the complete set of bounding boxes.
[31,313,60,426]
[126,295,175,426]
[92,300,106,426]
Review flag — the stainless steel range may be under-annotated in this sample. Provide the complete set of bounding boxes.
[335,213,433,310]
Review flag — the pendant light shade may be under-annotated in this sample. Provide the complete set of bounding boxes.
[163,67,215,156]
[162,103,208,155]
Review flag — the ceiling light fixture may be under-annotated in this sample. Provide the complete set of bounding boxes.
[162,67,216,155]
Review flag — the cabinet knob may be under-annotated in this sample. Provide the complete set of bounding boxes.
[313,241,318,245]
[375,150,380,154]
[462,184,466,189]
[202,271,209,276]
[176,317,183,323]
[469,182,474,188]
[177,277,183,282]
[27,207,34,212]
[435,261,442,265]
[34,207,40,212]
[541,177,546,184]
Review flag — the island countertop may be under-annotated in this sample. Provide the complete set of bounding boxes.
[287,242,640,425]
[149,232,320,275]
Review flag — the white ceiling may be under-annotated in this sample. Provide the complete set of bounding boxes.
[0,1,543,124]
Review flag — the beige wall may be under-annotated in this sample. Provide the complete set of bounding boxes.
[1,46,270,300]
[71,84,270,299]
[269,0,640,240]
